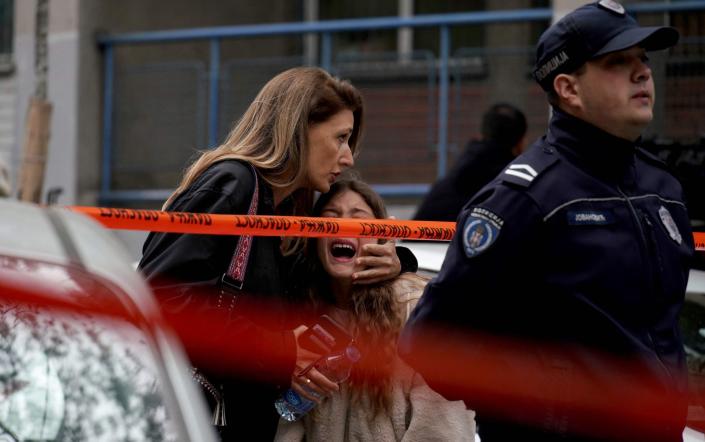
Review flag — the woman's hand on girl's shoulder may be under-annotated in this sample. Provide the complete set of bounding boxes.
[352,240,401,285]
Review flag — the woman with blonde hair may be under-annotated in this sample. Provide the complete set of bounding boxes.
[276,176,476,442]
[139,67,402,440]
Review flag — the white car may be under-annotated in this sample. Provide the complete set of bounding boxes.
[0,199,217,442]
[401,240,705,441]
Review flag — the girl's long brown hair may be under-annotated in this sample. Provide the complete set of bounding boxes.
[303,176,425,416]
[163,67,364,255]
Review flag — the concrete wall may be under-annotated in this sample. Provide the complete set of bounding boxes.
[0,74,14,190]
[74,1,303,258]
[14,0,80,205]
[11,0,302,206]
[485,0,533,107]
[7,0,587,207]
[78,0,302,204]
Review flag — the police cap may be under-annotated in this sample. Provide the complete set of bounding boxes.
[533,0,679,92]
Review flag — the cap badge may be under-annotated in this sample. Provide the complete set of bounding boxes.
[598,0,625,15]
[658,205,682,245]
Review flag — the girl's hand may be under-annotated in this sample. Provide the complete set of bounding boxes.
[290,365,339,403]
[291,325,339,402]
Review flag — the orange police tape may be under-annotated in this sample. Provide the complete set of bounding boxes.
[69,206,705,249]
[67,206,456,241]
[696,231,705,252]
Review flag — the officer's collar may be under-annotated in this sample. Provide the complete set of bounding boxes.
[547,107,637,176]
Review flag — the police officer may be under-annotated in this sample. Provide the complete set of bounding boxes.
[399,2,694,441]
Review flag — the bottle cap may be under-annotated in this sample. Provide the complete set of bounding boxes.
[345,345,361,363]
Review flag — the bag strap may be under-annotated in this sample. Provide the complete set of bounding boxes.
[197,163,259,427]
[222,163,259,292]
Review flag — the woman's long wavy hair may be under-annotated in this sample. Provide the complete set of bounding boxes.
[302,176,409,416]
[163,67,364,255]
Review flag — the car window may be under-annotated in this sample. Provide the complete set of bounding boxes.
[0,304,178,442]
[0,255,179,442]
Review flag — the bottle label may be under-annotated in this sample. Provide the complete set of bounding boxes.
[285,389,303,407]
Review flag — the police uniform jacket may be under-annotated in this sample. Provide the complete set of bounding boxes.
[399,108,695,441]
[139,159,295,441]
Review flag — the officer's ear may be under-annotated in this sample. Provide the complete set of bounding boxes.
[553,73,582,110]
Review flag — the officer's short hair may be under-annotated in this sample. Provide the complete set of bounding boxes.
[533,0,679,95]
[481,103,527,148]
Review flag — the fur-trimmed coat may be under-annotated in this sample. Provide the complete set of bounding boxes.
[274,274,476,442]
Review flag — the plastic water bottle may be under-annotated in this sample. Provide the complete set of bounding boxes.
[275,345,361,422]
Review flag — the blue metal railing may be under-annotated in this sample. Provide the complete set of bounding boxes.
[97,1,705,203]
[100,45,114,197]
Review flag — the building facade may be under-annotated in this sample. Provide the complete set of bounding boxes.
[2,0,703,212]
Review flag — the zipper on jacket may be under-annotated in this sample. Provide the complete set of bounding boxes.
[617,187,652,296]
[638,210,665,296]
[639,211,678,384]
[617,187,673,382]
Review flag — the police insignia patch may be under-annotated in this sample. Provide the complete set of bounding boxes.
[463,207,504,258]
[658,205,682,244]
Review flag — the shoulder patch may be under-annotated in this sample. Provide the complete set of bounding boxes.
[462,207,504,258]
[501,152,559,188]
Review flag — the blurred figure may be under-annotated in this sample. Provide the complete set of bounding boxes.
[413,103,527,222]
[276,176,475,441]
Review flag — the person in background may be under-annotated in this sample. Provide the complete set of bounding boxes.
[276,175,475,441]
[400,2,693,441]
[138,67,403,441]
[413,103,527,222]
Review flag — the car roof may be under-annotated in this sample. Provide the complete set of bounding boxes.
[401,241,448,273]
[0,199,159,315]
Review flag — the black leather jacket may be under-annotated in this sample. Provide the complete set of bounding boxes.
[139,160,294,441]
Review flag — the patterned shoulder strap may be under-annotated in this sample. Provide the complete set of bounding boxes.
[223,163,259,291]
